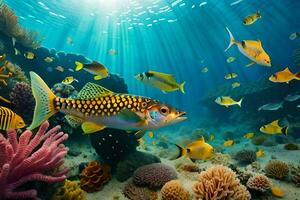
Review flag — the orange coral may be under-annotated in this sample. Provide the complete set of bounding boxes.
[161,180,189,200]
[80,161,111,193]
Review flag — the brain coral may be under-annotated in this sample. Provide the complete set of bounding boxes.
[161,180,189,200]
[80,161,111,192]
[133,163,177,190]
[265,160,289,180]
[246,174,272,193]
[234,149,257,164]
[123,181,157,200]
[193,165,251,200]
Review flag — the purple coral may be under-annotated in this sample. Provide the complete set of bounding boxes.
[0,121,69,200]
[133,163,177,190]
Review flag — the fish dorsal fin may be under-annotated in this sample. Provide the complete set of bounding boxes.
[77,82,113,99]
[148,70,176,82]
[282,67,292,74]
[270,119,279,126]
[198,136,205,144]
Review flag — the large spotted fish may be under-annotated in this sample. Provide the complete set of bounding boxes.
[28,72,187,134]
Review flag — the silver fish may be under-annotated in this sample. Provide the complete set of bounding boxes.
[284,94,300,102]
[258,102,283,111]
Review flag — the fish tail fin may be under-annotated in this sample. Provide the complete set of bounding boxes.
[295,71,300,80]
[225,27,236,52]
[238,97,243,107]
[281,125,288,136]
[180,82,186,93]
[174,144,187,159]
[75,61,84,71]
[28,72,58,130]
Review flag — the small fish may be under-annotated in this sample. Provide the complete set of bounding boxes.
[14,48,21,55]
[148,131,154,138]
[175,137,214,160]
[215,96,243,107]
[201,67,208,73]
[289,32,300,40]
[24,52,37,59]
[66,37,74,45]
[135,70,185,93]
[224,139,234,147]
[260,119,288,136]
[225,27,271,67]
[258,102,283,111]
[271,186,284,198]
[0,106,25,130]
[12,37,16,46]
[199,2,207,7]
[55,66,64,72]
[68,68,75,72]
[226,56,236,63]
[108,48,118,55]
[256,149,265,157]
[269,67,300,83]
[62,76,78,85]
[209,134,215,141]
[44,57,54,63]
[0,54,6,61]
[225,72,238,79]
[75,61,109,80]
[244,132,255,139]
[284,94,300,102]
[243,11,261,25]
[232,82,240,88]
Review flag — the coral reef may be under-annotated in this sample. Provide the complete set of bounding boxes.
[193,165,251,200]
[234,149,257,164]
[0,61,13,87]
[210,153,231,166]
[0,121,69,199]
[284,143,299,150]
[51,83,78,98]
[79,161,111,193]
[9,81,34,123]
[116,151,161,182]
[235,168,253,185]
[246,174,272,193]
[51,180,87,200]
[264,160,289,180]
[4,61,29,83]
[178,163,201,173]
[161,180,189,200]
[133,163,177,190]
[251,135,268,145]
[122,181,157,200]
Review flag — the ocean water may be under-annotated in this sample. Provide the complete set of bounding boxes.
[1,0,300,199]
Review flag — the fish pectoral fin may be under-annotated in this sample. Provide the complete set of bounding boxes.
[118,109,144,123]
[134,130,147,139]
[245,61,256,67]
[81,122,106,134]
[94,75,102,80]
[65,115,83,128]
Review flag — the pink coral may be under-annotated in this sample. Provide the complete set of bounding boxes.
[0,121,69,200]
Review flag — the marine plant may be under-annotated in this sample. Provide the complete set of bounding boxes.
[246,174,272,193]
[283,143,299,150]
[79,160,111,193]
[161,180,189,200]
[0,121,69,199]
[51,180,87,200]
[192,165,251,200]
[122,181,158,200]
[264,160,289,180]
[133,163,177,190]
[234,149,257,164]
[4,61,29,83]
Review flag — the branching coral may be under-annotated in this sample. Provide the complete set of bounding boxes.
[161,180,189,200]
[0,121,69,200]
[246,174,272,193]
[234,149,257,164]
[192,165,251,200]
[123,181,157,200]
[79,161,111,193]
[264,160,289,180]
[51,180,87,200]
[133,163,177,190]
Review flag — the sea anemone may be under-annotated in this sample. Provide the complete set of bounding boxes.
[234,149,256,164]
[161,180,189,200]
[265,160,289,180]
[284,143,299,150]
[246,174,272,193]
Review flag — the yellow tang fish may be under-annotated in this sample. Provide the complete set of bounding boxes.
[232,82,241,88]
[225,27,271,67]
[215,96,243,107]
[175,137,214,160]
[75,61,109,80]
[260,119,288,136]
[24,52,37,59]
[225,72,238,79]
[0,106,25,130]
[244,132,255,139]
[243,11,261,25]
[28,72,187,134]
[269,67,300,84]
[44,57,54,63]
[135,70,186,93]
[62,76,78,85]
[226,56,236,63]
[256,149,265,157]
[224,139,234,147]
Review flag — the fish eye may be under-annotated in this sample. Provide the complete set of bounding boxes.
[160,106,169,115]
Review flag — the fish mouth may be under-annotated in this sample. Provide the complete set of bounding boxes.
[176,111,187,121]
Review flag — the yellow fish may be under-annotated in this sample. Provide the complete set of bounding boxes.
[0,106,25,130]
[75,61,109,80]
[225,27,271,67]
[226,56,236,63]
[224,139,234,147]
[225,72,238,79]
[215,96,243,107]
[232,82,241,88]
[175,137,214,160]
[260,119,288,136]
[244,132,255,139]
[148,131,154,138]
[62,76,78,85]
[201,67,208,73]
[24,52,37,59]
[135,70,186,93]
[256,149,265,157]
[44,57,54,63]
[269,67,300,84]
[243,11,261,25]
[0,54,6,61]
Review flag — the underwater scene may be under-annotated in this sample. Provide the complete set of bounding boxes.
[0,0,300,199]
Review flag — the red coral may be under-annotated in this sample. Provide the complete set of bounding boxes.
[0,121,69,200]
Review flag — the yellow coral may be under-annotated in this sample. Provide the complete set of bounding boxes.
[161,180,189,200]
[51,180,87,200]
